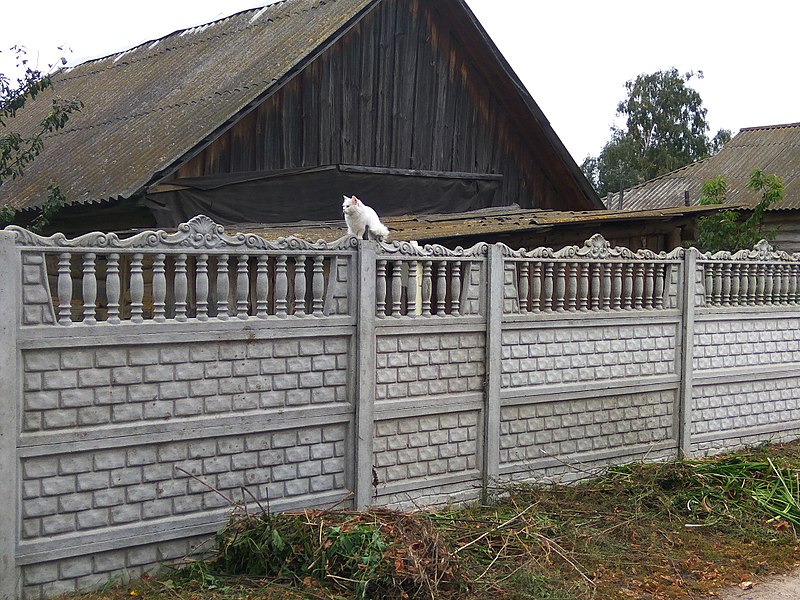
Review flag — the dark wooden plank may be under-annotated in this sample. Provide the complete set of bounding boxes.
[410,4,435,170]
[449,53,469,173]
[429,12,451,171]
[340,26,358,165]
[466,85,478,172]
[230,110,257,172]
[443,36,461,172]
[254,100,267,170]
[302,60,320,167]
[474,88,491,175]
[390,0,420,167]
[329,43,343,166]
[376,0,397,166]
[283,78,303,167]
[390,0,407,165]
[262,95,281,170]
[318,51,332,165]
[202,130,230,174]
[358,13,378,165]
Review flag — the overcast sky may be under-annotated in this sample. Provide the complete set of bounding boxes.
[2,0,798,163]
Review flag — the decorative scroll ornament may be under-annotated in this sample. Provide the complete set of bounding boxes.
[702,239,800,262]
[377,239,488,258]
[8,215,359,252]
[500,234,684,260]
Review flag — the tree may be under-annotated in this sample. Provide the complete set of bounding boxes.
[582,68,731,198]
[1,46,82,230]
[695,169,784,252]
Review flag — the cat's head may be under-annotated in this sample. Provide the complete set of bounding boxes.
[342,195,361,216]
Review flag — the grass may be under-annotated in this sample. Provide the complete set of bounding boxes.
[65,440,800,600]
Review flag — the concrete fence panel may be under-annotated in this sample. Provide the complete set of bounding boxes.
[4,218,800,598]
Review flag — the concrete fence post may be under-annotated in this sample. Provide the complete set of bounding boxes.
[677,247,698,458]
[482,244,503,501]
[354,240,377,509]
[0,231,21,599]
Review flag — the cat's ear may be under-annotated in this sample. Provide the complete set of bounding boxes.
[342,195,349,202]
[352,195,361,205]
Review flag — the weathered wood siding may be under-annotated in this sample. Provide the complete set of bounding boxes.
[171,0,578,210]
[765,212,800,254]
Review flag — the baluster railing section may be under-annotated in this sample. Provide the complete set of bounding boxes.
[505,234,683,314]
[9,215,357,325]
[699,240,800,307]
[10,222,800,325]
[375,240,487,318]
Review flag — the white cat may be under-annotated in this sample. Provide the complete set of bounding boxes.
[342,195,390,241]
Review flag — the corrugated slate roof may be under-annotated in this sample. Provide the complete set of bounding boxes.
[1,0,376,211]
[608,122,800,211]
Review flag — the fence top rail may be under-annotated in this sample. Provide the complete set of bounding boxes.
[697,240,800,264]
[376,239,488,259]
[7,218,797,266]
[500,234,685,263]
[5,214,359,255]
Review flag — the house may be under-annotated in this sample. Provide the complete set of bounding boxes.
[605,123,800,252]
[0,0,605,235]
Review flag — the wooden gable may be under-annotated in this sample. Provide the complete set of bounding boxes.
[161,0,597,214]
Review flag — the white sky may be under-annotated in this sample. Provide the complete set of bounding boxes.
[2,0,798,163]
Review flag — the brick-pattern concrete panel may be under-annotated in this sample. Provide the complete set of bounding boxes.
[377,479,482,511]
[375,332,484,400]
[693,426,800,457]
[693,378,800,436]
[694,317,800,371]
[20,534,205,599]
[21,253,55,326]
[501,443,677,486]
[330,256,351,315]
[20,424,348,541]
[21,336,350,432]
[373,411,479,486]
[501,324,676,388]
[503,262,520,314]
[462,261,483,316]
[499,391,675,465]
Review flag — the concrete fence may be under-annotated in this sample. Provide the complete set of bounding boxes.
[3,216,800,598]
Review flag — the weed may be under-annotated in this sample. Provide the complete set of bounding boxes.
[65,441,800,600]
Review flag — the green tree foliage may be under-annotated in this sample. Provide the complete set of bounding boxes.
[582,68,731,198]
[695,169,784,252]
[1,46,82,230]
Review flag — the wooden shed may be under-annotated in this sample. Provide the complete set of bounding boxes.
[1,0,602,234]
[606,123,800,252]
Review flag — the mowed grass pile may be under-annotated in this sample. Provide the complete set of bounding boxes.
[72,441,800,600]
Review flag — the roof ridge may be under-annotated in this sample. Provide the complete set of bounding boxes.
[54,0,315,85]
[739,122,800,132]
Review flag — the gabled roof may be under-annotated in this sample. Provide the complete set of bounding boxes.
[2,0,602,214]
[1,0,375,210]
[609,122,800,211]
[1,0,602,213]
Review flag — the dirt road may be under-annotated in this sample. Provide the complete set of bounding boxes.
[720,568,800,600]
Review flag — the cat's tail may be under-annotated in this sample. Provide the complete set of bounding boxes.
[373,223,390,242]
